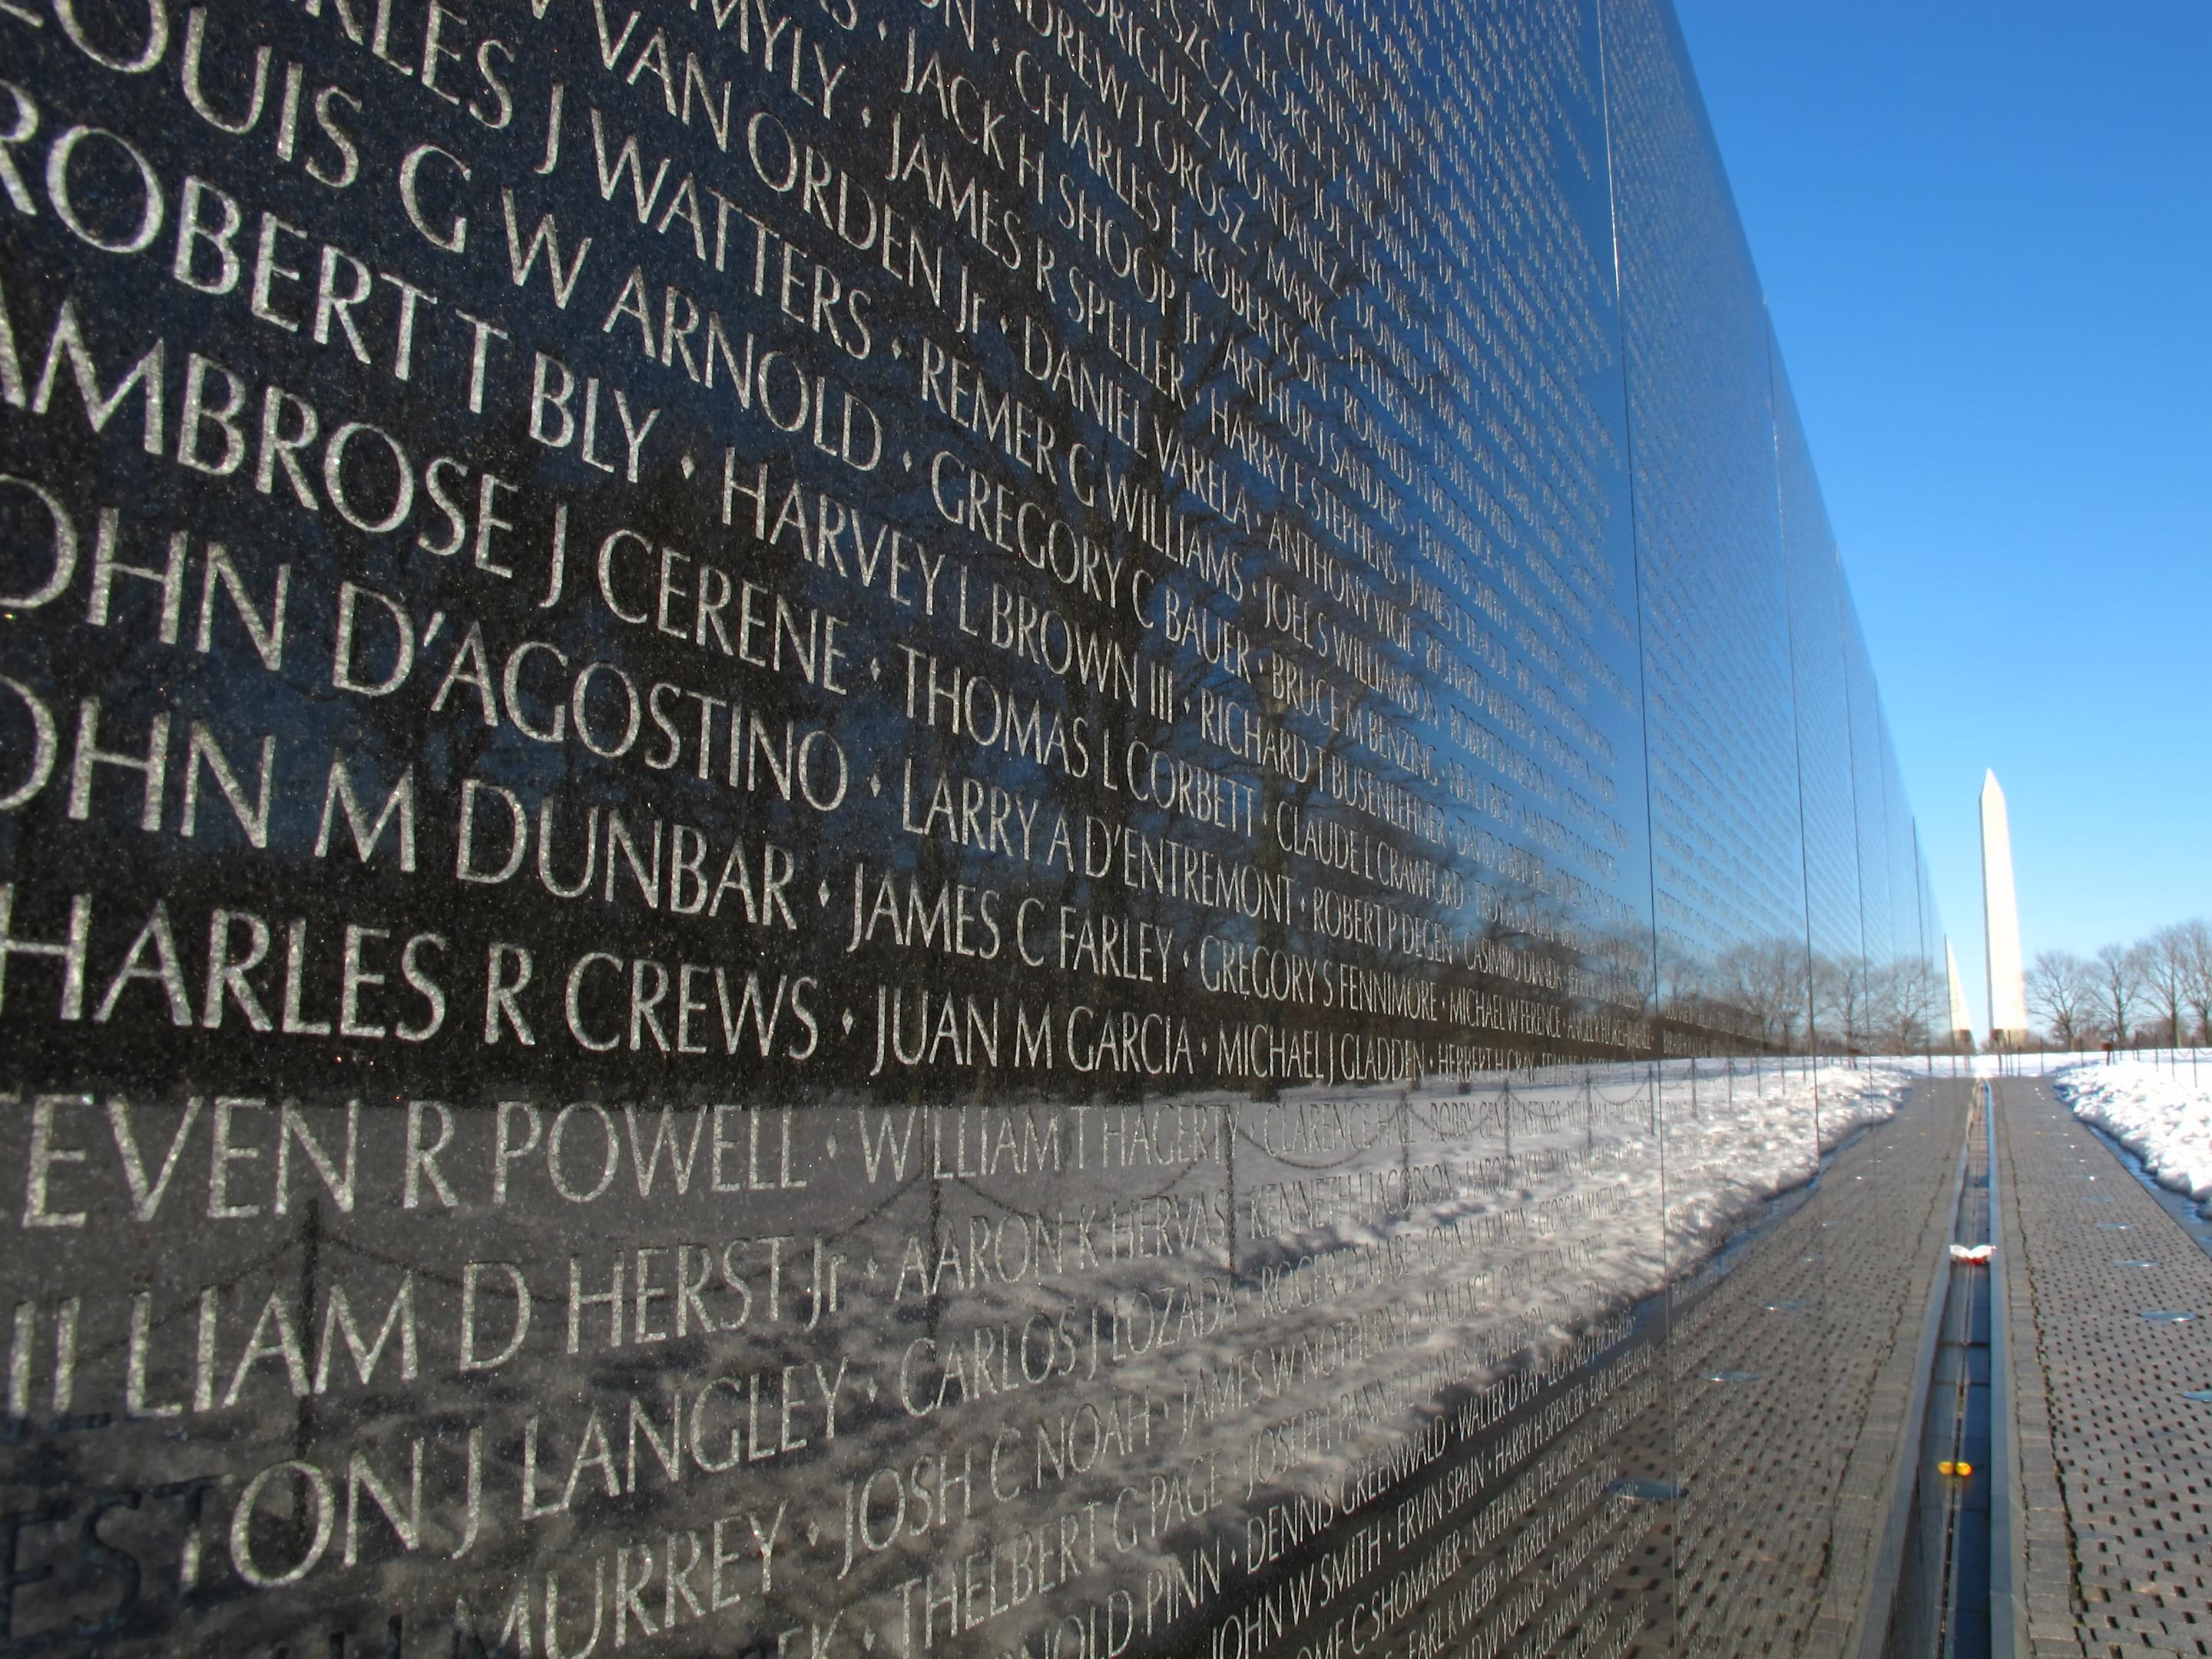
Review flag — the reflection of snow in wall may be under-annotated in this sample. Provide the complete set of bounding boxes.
[1980,771,2028,1041]
[30,1061,1919,1657]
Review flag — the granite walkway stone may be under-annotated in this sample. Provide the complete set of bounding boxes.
[1659,1075,1969,1657]
[1995,1078,2212,1658]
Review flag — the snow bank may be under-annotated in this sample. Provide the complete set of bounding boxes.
[2052,1058,2212,1214]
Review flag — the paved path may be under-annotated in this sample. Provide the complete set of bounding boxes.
[1995,1078,2212,1658]
[1386,1077,1971,1659]
[1661,1076,1970,1657]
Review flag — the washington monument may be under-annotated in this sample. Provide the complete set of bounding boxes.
[1981,771,2028,1045]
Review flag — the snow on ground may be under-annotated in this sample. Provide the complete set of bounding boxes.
[2053,1058,2212,1214]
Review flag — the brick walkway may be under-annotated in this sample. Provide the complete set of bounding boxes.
[1662,1076,1970,1657]
[1382,1077,1972,1659]
[1995,1078,2212,1657]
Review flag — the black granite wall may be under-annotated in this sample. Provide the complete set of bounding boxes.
[0,0,1944,1652]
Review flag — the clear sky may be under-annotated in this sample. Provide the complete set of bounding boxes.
[1673,1,2212,1034]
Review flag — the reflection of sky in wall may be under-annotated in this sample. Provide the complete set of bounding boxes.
[0,0,1972,1651]
[1677,2,2212,1014]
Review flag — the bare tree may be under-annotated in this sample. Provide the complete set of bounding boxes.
[1812,952,1866,1055]
[2181,918,2212,1045]
[1714,937,1809,1051]
[2092,941,2148,1045]
[2143,926,2191,1045]
[1887,954,1939,1055]
[1862,958,1906,1055]
[2025,949,2095,1049]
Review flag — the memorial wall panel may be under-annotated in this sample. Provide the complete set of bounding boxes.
[1883,726,1927,1041]
[0,0,1938,1654]
[1769,347,1860,1619]
[1774,348,1861,1043]
[1598,3,1830,1651]
[1921,846,1946,1033]
[1843,592,1895,1031]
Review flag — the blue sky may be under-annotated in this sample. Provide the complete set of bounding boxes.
[1674,1,2212,1033]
